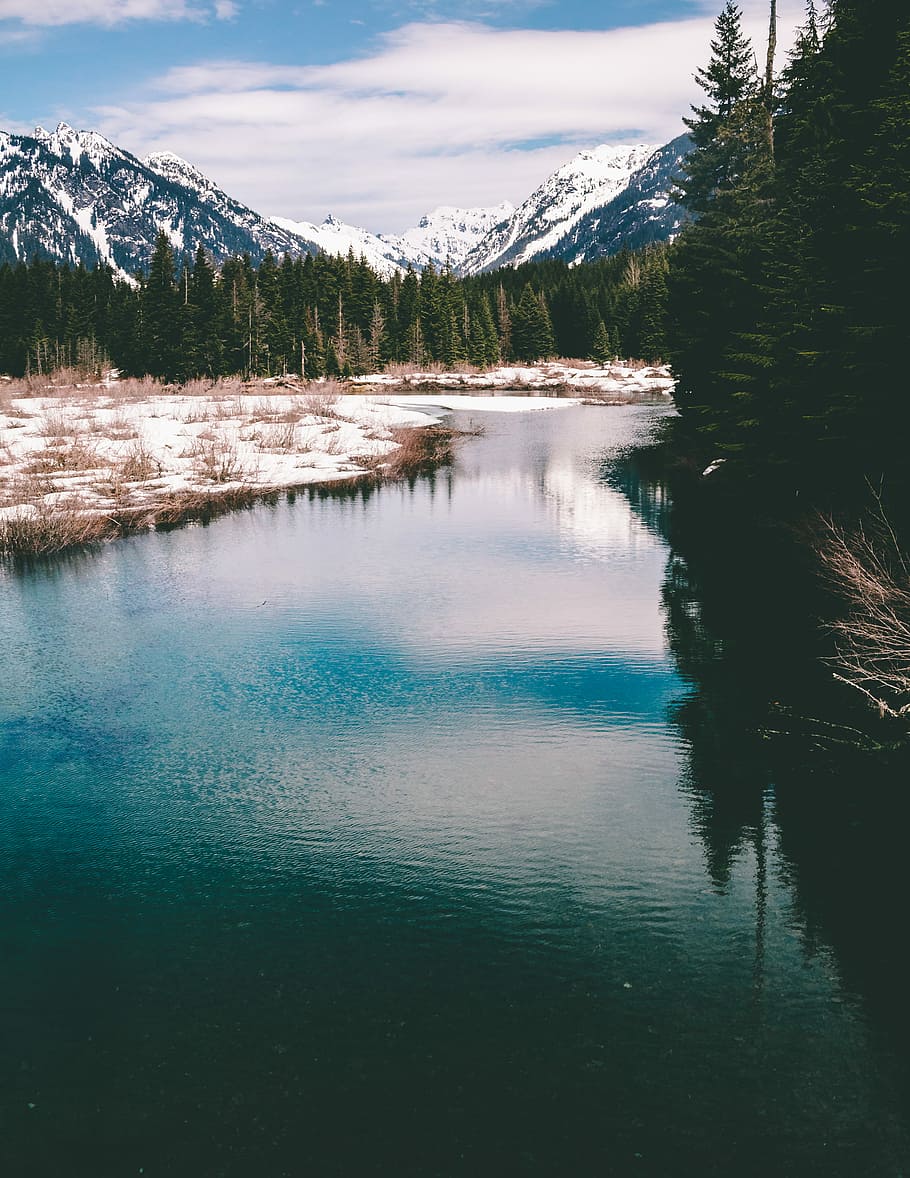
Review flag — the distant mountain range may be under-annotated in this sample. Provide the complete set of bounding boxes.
[0,123,691,279]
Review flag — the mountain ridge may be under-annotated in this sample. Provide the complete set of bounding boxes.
[0,122,690,278]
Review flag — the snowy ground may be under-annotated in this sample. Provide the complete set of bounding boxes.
[0,376,582,527]
[352,361,675,399]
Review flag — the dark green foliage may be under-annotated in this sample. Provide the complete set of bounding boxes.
[666,0,910,504]
[0,228,676,379]
[510,286,555,362]
[679,2,760,215]
[140,231,181,380]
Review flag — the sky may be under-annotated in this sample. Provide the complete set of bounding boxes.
[0,0,805,233]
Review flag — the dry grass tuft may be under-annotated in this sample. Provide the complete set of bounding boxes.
[39,410,78,440]
[26,439,101,474]
[104,407,140,440]
[302,386,342,419]
[0,504,116,557]
[106,375,161,402]
[189,436,247,483]
[817,498,910,720]
[374,425,457,478]
[254,422,298,452]
[118,441,160,482]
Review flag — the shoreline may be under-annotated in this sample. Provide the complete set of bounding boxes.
[0,364,674,558]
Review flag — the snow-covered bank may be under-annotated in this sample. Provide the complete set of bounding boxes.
[352,361,675,400]
[0,377,585,552]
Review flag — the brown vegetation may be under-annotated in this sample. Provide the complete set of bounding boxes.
[0,503,118,556]
[817,498,910,720]
[371,424,460,478]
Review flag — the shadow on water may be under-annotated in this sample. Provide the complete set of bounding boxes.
[607,439,910,1092]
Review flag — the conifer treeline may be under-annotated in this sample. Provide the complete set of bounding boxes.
[0,235,671,381]
[667,0,910,501]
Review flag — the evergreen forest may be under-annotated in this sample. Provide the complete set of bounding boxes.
[0,240,670,383]
[666,0,910,506]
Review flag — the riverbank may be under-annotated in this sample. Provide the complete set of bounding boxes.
[619,420,910,745]
[0,374,589,556]
[351,359,675,401]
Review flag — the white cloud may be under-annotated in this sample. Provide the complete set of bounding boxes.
[0,0,236,25]
[93,6,803,233]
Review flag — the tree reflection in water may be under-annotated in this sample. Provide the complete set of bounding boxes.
[605,443,910,1079]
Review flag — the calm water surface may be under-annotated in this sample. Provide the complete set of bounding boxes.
[1,406,907,1176]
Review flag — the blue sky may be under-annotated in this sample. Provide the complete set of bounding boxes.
[0,0,802,231]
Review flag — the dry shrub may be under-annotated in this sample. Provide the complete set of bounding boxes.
[392,360,482,377]
[107,375,162,402]
[219,377,246,395]
[148,485,265,527]
[580,388,640,405]
[3,373,54,397]
[46,366,104,390]
[302,383,343,418]
[256,422,298,452]
[0,504,114,557]
[39,409,79,439]
[321,426,348,456]
[3,367,108,401]
[2,471,54,507]
[26,439,101,474]
[103,406,140,440]
[212,396,246,421]
[179,401,216,424]
[817,497,910,719]
[245,397,280,424]
[189,436,246,483]
[246,396,306,425]
[378,425,456,477]
[383,361,443,377]
[118,441,160,482]
[179,378,217,398]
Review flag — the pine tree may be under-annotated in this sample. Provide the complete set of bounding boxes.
[188,245,222,376]
[510,286,555,362]
[141,231,181,380]
[367,301,387,371]
[591,319,612,364]
[397,267,421,364]
[679,2,760,214]
[667,1,774,457]
[494,284,512,360]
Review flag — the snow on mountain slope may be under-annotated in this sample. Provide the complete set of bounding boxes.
[271,201,516,277]
[0,124,318,276]
[544,135,692,265]
[458,144,657,275]
[269,213,422,278]
[1,122,689,280]
[400,203,515,270]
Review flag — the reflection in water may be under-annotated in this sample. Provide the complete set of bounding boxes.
[1,406,909,1176]
[611,440,910,1156]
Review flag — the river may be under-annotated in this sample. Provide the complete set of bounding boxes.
[1,404,907,1176]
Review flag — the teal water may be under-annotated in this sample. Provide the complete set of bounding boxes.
[1,406,907,1176]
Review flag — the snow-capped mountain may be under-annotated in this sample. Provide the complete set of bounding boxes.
[271,201,515,278]
[457,144,657,275]
[0,122,690,279]
[269,212,411,278]
[400,204,515,270]
[0,123,319,277]
[543,135,692,265]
